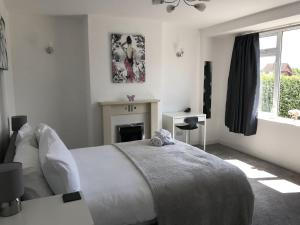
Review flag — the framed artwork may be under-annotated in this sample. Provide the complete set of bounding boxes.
[111,33,145,83]
[0,16,8,70]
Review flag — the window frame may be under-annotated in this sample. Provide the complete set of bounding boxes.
[259,25,300,119]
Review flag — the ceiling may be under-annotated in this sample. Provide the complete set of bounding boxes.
[4,0,300,28]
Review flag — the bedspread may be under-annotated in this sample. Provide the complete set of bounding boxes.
[114,140,254,225]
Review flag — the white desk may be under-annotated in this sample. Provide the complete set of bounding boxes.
[163,112,206,150]
[0,195,94,225]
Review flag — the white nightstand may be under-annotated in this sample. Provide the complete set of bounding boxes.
[0,194,94,225]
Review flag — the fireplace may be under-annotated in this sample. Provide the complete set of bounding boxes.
[99,99,159,145]
[117,123,144,143]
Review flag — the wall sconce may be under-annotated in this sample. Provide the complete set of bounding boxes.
[174,43,184,57]
[176,48,184,57]
[45,43,54,54]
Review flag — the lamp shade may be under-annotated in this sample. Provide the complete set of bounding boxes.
[11,116,27,132]
[0,163,24,202]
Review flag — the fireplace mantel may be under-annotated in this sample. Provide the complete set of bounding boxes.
[98,99,159,145]
[99,99,159,106]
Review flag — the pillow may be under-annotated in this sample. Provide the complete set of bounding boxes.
[39,127,81,194]
[35,123,50,143]
[15,123,38,148]
[13,142,53,200]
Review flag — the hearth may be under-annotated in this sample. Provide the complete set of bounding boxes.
[117,123,144,143]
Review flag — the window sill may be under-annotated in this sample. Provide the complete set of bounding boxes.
[258,114,300,127]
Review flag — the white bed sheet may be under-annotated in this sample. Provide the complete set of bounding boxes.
[71,145,156,225]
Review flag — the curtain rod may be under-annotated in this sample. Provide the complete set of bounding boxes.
[241,22,300,36]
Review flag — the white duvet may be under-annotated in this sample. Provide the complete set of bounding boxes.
[71,145,156,225]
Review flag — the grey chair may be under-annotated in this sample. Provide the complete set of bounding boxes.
[176,117,199,144]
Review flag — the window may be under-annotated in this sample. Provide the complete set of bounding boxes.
[259,27,300,120]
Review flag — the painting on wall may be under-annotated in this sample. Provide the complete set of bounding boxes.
[112,33,145,83]
[0,16,8,70]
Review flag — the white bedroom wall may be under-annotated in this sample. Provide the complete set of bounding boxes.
[86,15,201,146]
[161,23,200,113]
[10,14,89,148]
[210,35,300,174]
[202,1,300,37]
[161,23,201,144]
[201,3,300,173]
[87,15,163,146]
[8,13,202,148]
[198,35,220,144]
[0,0,16,153]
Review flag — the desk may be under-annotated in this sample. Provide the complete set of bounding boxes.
[163,112,206,150]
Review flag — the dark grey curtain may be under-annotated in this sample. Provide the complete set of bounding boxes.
[225,33,260,136]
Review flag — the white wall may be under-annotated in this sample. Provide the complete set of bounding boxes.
[87,15,163,146]
[161,23,200,113]
[199,35,220,144]
[9,13,202,148]
[161,23,201,144]
[202,29,300,173]
[87,15,201,146]
[202,1,300,37]
[0,0,15,155]
[10,14,89,148]
[198,2,300,173]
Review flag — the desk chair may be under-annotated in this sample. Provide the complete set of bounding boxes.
[176,117,198,144]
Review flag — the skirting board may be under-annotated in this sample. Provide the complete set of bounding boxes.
[218,139,300,174]
[191,139,219,146]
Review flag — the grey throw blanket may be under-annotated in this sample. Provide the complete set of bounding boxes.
[114,140,254,225]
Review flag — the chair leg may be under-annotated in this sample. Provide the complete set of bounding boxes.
[185,131,189,144]
[185,131,191,144]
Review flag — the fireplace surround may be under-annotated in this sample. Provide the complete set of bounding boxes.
[99,99,159,145]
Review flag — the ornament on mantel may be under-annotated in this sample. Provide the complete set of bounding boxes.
[127,95,135,102]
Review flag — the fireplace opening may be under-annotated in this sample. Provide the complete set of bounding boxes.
[116,123,144,143]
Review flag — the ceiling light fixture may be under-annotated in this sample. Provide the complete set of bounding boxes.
[152,0,210,13]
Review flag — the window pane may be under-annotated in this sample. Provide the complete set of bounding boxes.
[259,35,277,50]
[279,29,300,119]
[259,56,276,113]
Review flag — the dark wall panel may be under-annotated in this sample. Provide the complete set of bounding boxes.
[203,61,212,119]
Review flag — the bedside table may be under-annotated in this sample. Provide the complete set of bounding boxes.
[0,194,94,225]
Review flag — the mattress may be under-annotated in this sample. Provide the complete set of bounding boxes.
[71,145,156,225]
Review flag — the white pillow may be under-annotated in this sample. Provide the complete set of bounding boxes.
[13,143,53,200]
[39,127,81,194]
[15,123,38,148]
[35,123,50,143]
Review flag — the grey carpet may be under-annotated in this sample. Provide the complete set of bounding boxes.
[201,144,300,225]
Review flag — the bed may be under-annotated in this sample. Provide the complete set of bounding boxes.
[71,144,156,225]
[3,126,254,225]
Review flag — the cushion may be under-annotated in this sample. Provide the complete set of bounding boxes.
[39,127,81,194]
[35,123,50,143]
[15,123,38,148]
[13,142,53,200]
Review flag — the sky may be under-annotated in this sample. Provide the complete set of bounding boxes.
[281,28,300,69]
[260,28,300,70]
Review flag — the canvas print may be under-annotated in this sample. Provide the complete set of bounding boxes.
[112,33,145,83]
[0,16,8,70]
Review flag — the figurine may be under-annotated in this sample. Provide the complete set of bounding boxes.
[127,95,135,102]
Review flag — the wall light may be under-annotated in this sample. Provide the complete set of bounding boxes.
[45,43,54,54]
[174,43,184,57]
